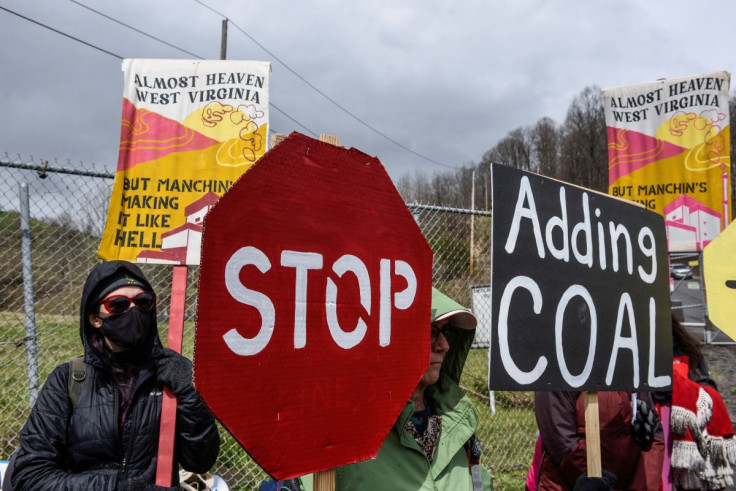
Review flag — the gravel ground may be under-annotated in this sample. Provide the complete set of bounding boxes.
[701,343,736,425]
[701,343,736,490]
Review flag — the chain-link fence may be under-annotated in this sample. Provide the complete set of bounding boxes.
[1,156,530,489]
[4,155,731,489]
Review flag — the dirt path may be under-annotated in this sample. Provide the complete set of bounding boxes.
[694,343,736,489]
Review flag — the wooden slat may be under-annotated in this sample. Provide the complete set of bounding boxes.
[584,391,602,478]
[319,134,340,146]
[155,265,187,486]
[314,468,336,491]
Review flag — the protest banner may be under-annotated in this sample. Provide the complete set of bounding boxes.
[603,71,731,252]
[490,163,674,478]
[489,163,672,392]
[194,133,434,481]
[95,58,269,486]
[98,58,270,265]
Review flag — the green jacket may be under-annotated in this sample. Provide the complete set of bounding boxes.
[300,326,493,491]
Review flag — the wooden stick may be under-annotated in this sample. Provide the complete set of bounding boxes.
[660,402,673,490]
[584,391,602,478]
[314,468,336,491]
[155,265,188,486]
[319,134,340,146]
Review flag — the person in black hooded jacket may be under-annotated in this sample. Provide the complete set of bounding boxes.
[12,260,219,490]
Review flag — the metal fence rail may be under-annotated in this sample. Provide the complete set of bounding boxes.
[0,156,539,489]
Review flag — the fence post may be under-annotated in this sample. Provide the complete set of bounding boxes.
[19,182,39,407]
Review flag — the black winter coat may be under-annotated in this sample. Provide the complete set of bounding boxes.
[12,261,219,490]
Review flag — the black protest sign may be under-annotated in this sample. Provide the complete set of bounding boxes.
[489,164,672,391]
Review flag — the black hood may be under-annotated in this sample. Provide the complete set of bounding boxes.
[80,260,162,366]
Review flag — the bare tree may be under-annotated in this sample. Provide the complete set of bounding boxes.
[431,170,462,206]
[456,164,478,209]
[559,86,608,191]
[474,158,492,211]
[489,127,533,171]
[413,169,434,203]
[393,84,610,205]
[81,182,112,238]
[530,117,560,179]
[396,173,416,202]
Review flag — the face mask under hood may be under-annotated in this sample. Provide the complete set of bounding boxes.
[79,260,162,365]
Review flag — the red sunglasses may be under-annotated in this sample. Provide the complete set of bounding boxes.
[99,292,156,315]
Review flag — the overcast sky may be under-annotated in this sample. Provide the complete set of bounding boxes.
[1,0,734,182]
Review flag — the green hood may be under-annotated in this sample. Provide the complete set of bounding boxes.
[429,288,477,387]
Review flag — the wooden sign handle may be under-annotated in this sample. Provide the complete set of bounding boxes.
[314,468,336,491]
[660,402,673,490]
[155,265,188,486]
[584,391,602,478]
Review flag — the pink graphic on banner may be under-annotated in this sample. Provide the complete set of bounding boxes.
[136,192,220,264]
[117,98,219,171]
[607,127,688,185]
[664,194,721,251]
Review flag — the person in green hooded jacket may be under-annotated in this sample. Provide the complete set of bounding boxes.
[296,287,493,491]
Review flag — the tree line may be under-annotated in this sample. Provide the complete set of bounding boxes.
[395,85,736,220]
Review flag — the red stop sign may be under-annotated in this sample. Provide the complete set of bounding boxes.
[194,133,433,480]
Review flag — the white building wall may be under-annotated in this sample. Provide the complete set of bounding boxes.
[187,207,209,225]
[665,206,684,223]
[186,230,203,264]
[690,209,721,244]
[666,224,697,251]
[162,230,189,249]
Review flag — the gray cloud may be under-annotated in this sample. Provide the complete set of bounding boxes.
[1,0,734,182]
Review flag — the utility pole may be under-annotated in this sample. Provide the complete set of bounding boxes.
[220,19,228,60]
[470,169,475,274]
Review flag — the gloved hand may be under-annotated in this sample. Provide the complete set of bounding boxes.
[631,398,659,450]
[651,389,671,404]
[155,348,193,396]
[573,470,617,490]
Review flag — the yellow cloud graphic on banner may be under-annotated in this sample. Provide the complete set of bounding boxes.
[216,124,268,167]
[183,102,264,139]
[182,102,268,167]
[655,113,729,172]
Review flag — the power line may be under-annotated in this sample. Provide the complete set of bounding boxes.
[192,0,460,170]
[66,0,319,137]
[270,104,318,137]
[6,2,319,137]
[5,1,461,170]
[68,0,202,59]
[6,1,446,162]
[0,5,123,59]
[227,19,459,170]
[192,0,224,17]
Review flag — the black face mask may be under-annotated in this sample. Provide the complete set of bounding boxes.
[100,307,153,350]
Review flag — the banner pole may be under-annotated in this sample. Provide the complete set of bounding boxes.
[155,265,188,486]
[660,402,673,490]
[314,468,336,491]
[314,133,340,491]
[584,391,602,478]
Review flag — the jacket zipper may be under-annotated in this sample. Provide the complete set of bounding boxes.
[120,366,155,477]
[112,374,127,475]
